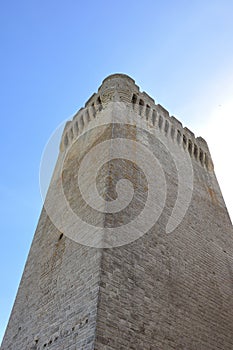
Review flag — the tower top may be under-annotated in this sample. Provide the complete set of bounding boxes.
[102,73,136,85]
[61,73,214,171]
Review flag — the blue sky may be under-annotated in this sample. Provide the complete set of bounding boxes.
[1,0,233,343]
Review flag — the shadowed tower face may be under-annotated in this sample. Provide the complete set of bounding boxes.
[1,74,233,350]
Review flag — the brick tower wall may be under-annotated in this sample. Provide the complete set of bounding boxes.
[1,74,233,350]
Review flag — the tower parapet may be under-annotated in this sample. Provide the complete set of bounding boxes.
[60,73,214,171]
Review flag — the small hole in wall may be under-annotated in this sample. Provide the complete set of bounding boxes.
[59,233,63,240]
[85,319,88,324]
[48,340,52,345]
[18,327,21,331]
[43,344,47,348]
[72,327,75,331]
[35,339,39,344]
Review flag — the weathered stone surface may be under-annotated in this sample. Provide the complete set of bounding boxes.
[1,74,233,350]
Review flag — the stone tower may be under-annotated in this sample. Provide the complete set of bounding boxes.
[1,74,233,350]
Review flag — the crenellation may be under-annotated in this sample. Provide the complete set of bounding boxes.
[170,115,183,128]
[142,90,155,105]
[184,126,195,139]
[157,103,170,119]
[84,93,96,108]
[59,75,214,172]
[196,136,210,153]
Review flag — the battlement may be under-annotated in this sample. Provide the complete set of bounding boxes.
[60,74,214,171]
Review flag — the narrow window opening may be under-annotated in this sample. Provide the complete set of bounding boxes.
[183,135,187,149]
[145,105,150,120]
[91,103,96,118]
[164,120,169,133]
[86,109,90,122]
[188,140,192,155]
[131,94,137,104]
[59,233,63,240]
[170,126,175,139]
[194,144,198,159]
[75,121,79,134]
[139,99,144,115]
[152,110,156,125]
[158,115,163,129]
[199,149,204,165]
[69,127,74,141]
[64,133,68,147]
[79,115,84,130]
[177,129,181,143]
[204,153,209,169]
[96,96,103,111]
